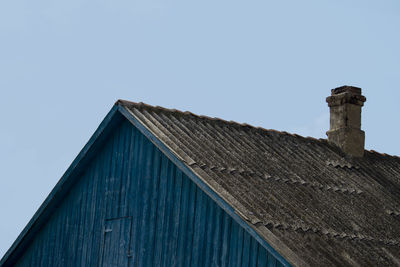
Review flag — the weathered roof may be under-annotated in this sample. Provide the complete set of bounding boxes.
[120,100,400,267]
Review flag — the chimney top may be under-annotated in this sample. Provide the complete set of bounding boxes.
[331,85,361,96]
[326,86,366,108]
[326,85,366,157]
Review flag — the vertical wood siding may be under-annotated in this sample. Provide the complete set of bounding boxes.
[14,119,285,267]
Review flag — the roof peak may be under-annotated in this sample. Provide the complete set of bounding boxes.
[117,99,324,142]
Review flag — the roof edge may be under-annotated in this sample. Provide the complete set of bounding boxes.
[116,99,324,143]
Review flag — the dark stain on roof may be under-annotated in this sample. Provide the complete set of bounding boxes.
[118,100,400,267]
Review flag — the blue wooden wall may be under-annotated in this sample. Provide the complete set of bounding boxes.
[13,119,285,267]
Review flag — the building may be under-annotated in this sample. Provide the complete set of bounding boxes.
[1,86,399,266]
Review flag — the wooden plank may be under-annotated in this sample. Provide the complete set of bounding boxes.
[204,198,216,266]
[242,229,251,267]
[183,179,197,267]
[137,141,154,267]
[160,162,177,267]
[249,236,259,267]
[175,167,190,266]
[152,155,170,267]
[211,204,223,266]
[220,212,232,267]
[130,130,146,265]
[169,168,183,267]
[258,245,268,267]
[142,145,162,267]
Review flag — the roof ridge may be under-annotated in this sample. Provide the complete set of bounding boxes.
[117,99,400,159]
[116,99,326,143]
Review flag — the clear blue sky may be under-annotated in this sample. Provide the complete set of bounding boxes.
[1,0,399,258]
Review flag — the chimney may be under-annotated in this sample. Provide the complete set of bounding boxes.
[326,86,367,157]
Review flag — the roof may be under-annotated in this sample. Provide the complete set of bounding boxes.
[2,100,399,267]
[119,100,400,267]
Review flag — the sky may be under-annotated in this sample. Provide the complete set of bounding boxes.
[0,0,399,259]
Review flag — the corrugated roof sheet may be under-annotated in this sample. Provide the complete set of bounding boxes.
[119,100,400,267]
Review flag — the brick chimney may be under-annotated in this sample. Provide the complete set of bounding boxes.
[326,86,367,157]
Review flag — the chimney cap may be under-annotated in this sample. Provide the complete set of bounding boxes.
[327,85,366,107]
[331,85,361,96]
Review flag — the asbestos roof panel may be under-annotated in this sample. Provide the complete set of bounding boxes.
[119,100,400,267]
